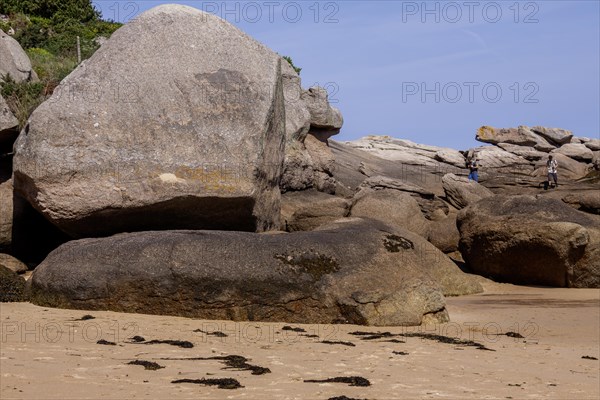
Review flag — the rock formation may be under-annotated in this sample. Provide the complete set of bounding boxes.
[458,195,600,288]
[28,218,482,326]
[0,29,38,83]
[14,5,286,237]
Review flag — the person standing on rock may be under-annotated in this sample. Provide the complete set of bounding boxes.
[468,157,479,182]
[546,155,558,189]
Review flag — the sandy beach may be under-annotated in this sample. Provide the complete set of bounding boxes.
[1,282,598,400]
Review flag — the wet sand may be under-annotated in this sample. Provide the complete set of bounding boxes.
[1,283,598,399]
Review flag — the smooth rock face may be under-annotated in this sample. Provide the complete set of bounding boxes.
[531,126,573,145]
[441,173,494,210]
[13,5,286,237]
[551,143,594,162]
[27,218,483,326]
[350,189,430,238]
[0,253,27,274]
[0,30,38,83]
[458,195,600,288]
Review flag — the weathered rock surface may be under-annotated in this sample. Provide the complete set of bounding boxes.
[0,265,25,302]
[427,214,460,253]
[471,146,531,169]
[497,143,547,161]
[350,189,430,238]
[302,87,343,136]
[0,30,38,83]
[434,149,466,168]
[458,195,600,288]
[562,192,600,215]
[281,190,349,232]
[477,126,555,151]
[279,61,340,193]
[531,126,573,145]
[0,93,18,145]
[584,139,600,151]
[28,219,481,326]
[0,253,27,274]
[0,179,12,250]
[13,5,286,237]
[551,143,594,162]
[441,173,494,210]
[346,136,465,168]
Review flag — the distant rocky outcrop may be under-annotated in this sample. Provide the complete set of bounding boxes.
[28,218,483,326]
[458,195,600,288]
[14,5,287,237]
[346,136,465,169]
[0,29,38,83]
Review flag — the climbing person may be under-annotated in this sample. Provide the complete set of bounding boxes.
[468,157,479,182]
[546,155,558,189]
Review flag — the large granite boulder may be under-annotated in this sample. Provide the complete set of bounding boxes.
[458,195,600,288]
[551,143,594,163]
[0,30,38,83]
[427,214,460,253]
[13,5,286,237]
[531,126,573,145]
[27,219,481,326]
[281,190,349,232]
[477,126,555,151]
[350,188,430,238]
[301,87,343,140]
[441,173,494,210]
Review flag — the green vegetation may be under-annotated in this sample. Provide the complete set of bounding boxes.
[0,0,121,128]
[283,56,302,75]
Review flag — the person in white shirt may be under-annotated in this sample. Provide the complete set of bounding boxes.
[546,155,558,188]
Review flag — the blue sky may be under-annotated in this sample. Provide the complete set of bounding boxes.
[93,1,600,150]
